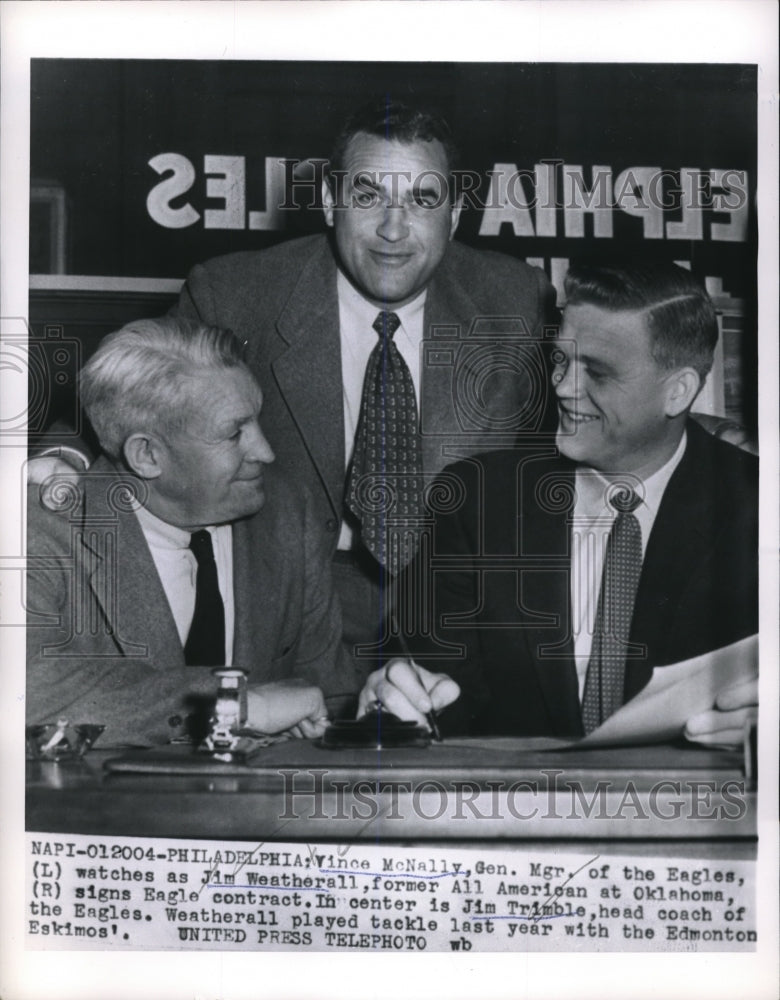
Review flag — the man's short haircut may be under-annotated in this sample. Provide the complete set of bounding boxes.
[327,97,460,199]
[80,316,247,461]
[564,259,719,381]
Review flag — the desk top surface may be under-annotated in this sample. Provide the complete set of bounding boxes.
[26,738,753,843]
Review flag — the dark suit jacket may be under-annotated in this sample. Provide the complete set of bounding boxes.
[412,420,758,737]
[175,235,556,560]
[26,457,356,745]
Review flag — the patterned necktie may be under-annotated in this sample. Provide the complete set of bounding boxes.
[581,488,642,734]
[345,311,423,573]
[184,529,225,666]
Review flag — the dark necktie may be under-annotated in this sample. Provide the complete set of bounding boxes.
[581,488,642,734]
[345,311,423,573]
[184,529,225,666]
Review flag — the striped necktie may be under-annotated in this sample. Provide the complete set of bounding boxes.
[581,487,642,733]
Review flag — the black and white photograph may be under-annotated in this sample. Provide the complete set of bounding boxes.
[1,3,777,999]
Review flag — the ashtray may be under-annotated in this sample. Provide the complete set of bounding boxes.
[26,721,105,761]
[320,709,430,749]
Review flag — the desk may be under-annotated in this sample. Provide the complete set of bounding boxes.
[25,740,758,953]
[27,738,754,846]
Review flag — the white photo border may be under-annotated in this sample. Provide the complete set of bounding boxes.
[1,3,777,1000]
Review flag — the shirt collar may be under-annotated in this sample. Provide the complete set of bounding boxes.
[133,502,196,550]
[336,268,427,336]
[575,431,688,519]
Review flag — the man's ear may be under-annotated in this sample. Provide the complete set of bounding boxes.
[664,367,701,418]
[322,176,335,228]
[449,192,464,240]
[123,433,164,480]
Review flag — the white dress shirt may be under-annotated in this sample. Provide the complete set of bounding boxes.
[133,505,235,664]
[570,433,687,698]
[336,269,426,550]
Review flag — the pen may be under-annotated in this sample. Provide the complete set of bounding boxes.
[392,617,442,742]
[424,702,443,743]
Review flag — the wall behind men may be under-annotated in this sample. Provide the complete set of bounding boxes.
[28,60,757,430]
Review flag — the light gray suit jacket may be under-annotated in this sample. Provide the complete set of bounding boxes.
[26,457,354,745]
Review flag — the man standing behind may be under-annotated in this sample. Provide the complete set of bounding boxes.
[174,98,555,679]
[27,317,353,745]
[363,261,758,743]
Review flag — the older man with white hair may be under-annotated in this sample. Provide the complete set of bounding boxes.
[26,316,355,746]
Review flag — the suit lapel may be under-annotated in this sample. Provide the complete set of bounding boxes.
[627,424,716,693]
[272,239,345,518]
[80,461,184,664]
[420,256,481,474]
[516,458,582,733]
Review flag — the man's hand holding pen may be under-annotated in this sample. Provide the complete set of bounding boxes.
[357,660,460,737]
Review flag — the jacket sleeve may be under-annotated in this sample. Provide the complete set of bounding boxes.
[289,487,363,714]
[393,462,494,735]
[174,262,219,325]
[26,501,216,746]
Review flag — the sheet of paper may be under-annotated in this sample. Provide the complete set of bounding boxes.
[575,634,758,747]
